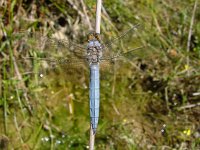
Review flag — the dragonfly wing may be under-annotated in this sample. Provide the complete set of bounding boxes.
[101,24,142,54]
[15,30,87,58]
[100,23,146,64]
[13,30,89,80]
[99,45,148,74]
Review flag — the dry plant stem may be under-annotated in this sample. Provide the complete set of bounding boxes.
[12,54,33,115]
[111,62,119,115]
[13,113,24,144]
[178,102,200,110]
[101,6,118,32]
[89,125,95,150]
[112,103,120,115]
[165,87,170,112]
[80,0,92,30]
[67,0,85,22]
[186,0,198,76]
[1,23,8,134]
[95,0,102,34]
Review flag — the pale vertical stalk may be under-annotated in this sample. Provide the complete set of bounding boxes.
[95,0,102,34]
[89,125,95,150]
[186,0,198,76]
[89,0,102,150]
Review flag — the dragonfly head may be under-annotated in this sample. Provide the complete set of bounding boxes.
[87,32,101,42]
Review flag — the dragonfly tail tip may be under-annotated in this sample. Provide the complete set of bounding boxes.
[92,128,96,135]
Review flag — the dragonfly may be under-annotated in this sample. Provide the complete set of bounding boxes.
[14,24,145,133]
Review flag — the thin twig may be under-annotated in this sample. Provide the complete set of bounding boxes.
[101,6,118,32]
[95,0,102,34]
[165,87,170,112]
[89,125,95,150]
[67,0,92,30]
[178,102,200,110]
[67,0,85,22]
[193,92,200,96]
[80,0,93,30]
[12,53,33,115]
[13,113,24,144]
[186,0,198,76]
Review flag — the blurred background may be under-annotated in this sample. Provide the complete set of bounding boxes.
[0,0,200,149]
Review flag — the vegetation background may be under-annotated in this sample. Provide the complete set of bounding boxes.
[0,0,200,149]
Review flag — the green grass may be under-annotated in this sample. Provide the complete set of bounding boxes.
[0,0,200,149]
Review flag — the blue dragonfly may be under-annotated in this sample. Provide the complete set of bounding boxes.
[15,24,144,134]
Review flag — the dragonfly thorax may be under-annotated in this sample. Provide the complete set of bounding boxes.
[87,40,103,64]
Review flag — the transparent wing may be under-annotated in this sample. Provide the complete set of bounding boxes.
[13,30,89,81]
[12,26,146,81]
[14,29,87,59]
[101,24,143,57]
[99,24,147,68]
